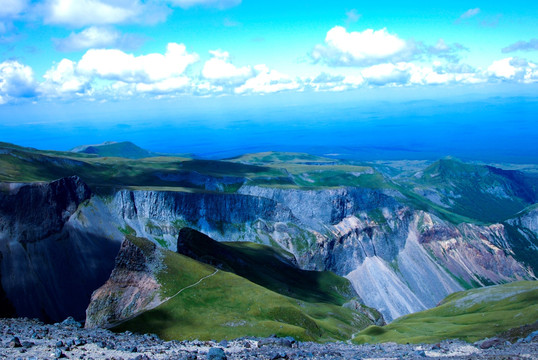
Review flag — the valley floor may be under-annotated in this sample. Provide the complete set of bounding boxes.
[2,318,538,360]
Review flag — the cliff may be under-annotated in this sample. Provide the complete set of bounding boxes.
[0,177,123,322]
[85,236,162,328]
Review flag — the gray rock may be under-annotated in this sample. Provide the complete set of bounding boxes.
[478,337,503,349]
[62,316,82,328]
[207,347,226,360]
[9,336,22,348]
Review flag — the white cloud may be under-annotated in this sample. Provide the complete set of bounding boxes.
[455,8,480,24]
[43,0,167,27]
[77,42,199,83]
[306,72,361,92]
[54,26,123,51]
[487,57,538,83]
[235,65,299,94]
[426,39,467,62]
[167,0,241,9]
[311,26,415,67]
[361,63,411,86]
[0,0,27,18]
[0,60,37,104]
[459,8,480,20]
[40,59,90,97]
[201,50,254,87]
[488,58,518,79]
[135,76,191,94]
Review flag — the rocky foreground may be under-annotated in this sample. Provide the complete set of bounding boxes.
[2,318,538,360]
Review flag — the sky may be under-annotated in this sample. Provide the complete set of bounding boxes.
[0,0,537,160]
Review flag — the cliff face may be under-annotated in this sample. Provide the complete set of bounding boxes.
[0,177,123,322]
[0,176,91,243]
[2,175,537,325]
[85,237,162,329]
[104,185,538,322]
[304,210,534,321]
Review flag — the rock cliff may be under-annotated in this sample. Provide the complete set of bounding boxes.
[104,185,538,322]
[85,236,162,328]
[0,177,122,322]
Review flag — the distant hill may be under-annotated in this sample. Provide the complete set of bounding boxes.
[71,141,156,159]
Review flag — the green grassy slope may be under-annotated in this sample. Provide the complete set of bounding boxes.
[0,144,392,191]
[113,236,373,341]
[71,141,156,159]
[177,228,355,305]
[353,281,538,344]
[400,158,538,223]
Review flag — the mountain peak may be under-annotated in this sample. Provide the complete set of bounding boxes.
[71,141,154,159]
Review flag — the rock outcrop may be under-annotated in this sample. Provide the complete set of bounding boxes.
[85,237,162,328]
[0,177,123,322]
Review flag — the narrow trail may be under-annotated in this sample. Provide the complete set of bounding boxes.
[105,269,219,329]
[163,268,219,302]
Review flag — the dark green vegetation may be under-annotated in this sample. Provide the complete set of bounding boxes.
[176,228,355,305]
[114,236,374,342]
[2,142,538,224]
[353,281,538,344]
[402,158,538,223]
[71,141,157,159]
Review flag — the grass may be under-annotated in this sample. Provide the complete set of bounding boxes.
[113,236,372,342]
[72,141,155,159]
[404,158,538,223]
[353,281,538,344]
[176,228,355,305]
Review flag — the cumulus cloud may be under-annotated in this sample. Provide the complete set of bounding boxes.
[40,58,91,97]
[502,39,538,53]
[77,42,198,83]
[167,0,241,9]
[0,60,37,104]
[201,50,254,87]
[311,26,417,67]
[0,0,28,18]
[487,57,538,83]
[361,63,411,86]
[54,26,144,51]
[235,65,299,94]
[43,0,168,27]
[305,72,364,92]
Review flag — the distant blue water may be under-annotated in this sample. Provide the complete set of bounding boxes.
[1,95,537,163]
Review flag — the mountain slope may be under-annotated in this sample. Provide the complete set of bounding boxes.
[176,227,356,305]
[71,141,156,159]
[406,158,538,223]
[88,235,379,341]
[353,281,538,344]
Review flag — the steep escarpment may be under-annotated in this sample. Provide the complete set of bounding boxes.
[0,177,123,322]
[85,236,162,328]
[105,185,538,323]
[237,186,399,230]
[304,209,536,321]
[0,176,91,243]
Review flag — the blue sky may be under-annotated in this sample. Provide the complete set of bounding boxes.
[1,0,537,105]
[0,1,537,160]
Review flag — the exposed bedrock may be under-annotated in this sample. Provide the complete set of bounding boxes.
[0,177,122,322]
